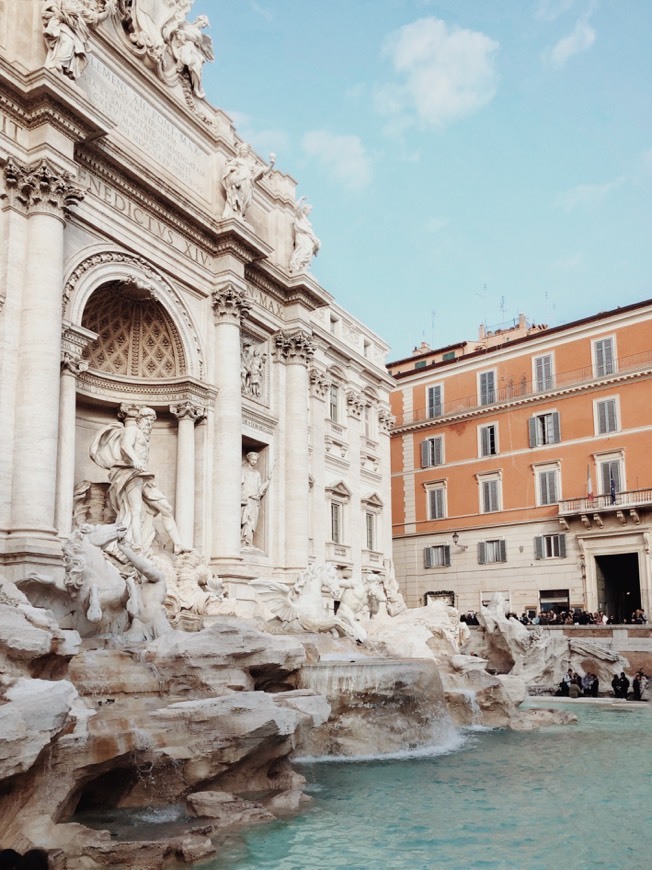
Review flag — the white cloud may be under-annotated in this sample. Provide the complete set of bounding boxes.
[554,178,622,212]
[426,217,448,234]
[223,111,289,156]
[552,252,583,270]
[545,15,596,68]
[249,2,273,21]
[301,131,372,191]
[375,17,499,131]
[535,0,576,22]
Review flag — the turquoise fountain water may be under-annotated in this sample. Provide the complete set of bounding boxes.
[203,700,651,870]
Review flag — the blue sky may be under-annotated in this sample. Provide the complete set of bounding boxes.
[192,0,652,360]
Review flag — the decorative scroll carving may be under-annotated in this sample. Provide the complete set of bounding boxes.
[211,283,251,325]
[274,329,315,366]
[2,157,84,218]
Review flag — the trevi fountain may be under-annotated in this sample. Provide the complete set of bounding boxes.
[0,3,644,868]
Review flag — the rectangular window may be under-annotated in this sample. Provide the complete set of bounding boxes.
[414,360,427,370]
[534,354,553,391]
[421,436,443,468]
[535,534,566,559]
[479,371,496,405]
[596,398,618,434]
[442,351,456,361]
[480,424,498,457]
[424,545,451,568]
[331,501,342,543]
[427,385,443,418]
[539,588,570,612]
[478,540,507,564]
[528,411,561,447]
[538,469,558,506]
[594,337,615,377]
[365,512,375,550]
[599,460,622,499]
[427,485,446,520]
[481,478,500,513]
[329,384,339,422]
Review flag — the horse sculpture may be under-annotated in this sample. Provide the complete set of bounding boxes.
[22,523,141,637]
[250,563,367,643]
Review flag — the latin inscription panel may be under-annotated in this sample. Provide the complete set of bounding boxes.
[81,55,209,196]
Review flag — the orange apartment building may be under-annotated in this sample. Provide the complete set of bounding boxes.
[388,299,652,620]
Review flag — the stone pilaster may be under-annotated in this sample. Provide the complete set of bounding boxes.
[275,328,314,571]
[170,401,206,549]
[308,366,330,561]
[345,388,364,574]
[378,406,394,560]
[210,280,250,563]
[54,323,96,535]
[6,158,84,547]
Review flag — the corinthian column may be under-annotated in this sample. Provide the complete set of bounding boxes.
[275,328,314,571]
[54,324,96,535]
[5,159,84,542]
[211,280,251,563]
[170,401,205,548]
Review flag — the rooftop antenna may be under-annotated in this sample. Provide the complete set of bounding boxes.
[499,295,506,322]
[476,283,488,329]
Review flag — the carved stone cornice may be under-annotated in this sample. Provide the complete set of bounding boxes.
[1,157,84,219]
[345,389,365,420]
[309,367,330,401]
[170,401,206,423]
[274,329,315,366]
[76,370,216,408]
[211,283,251,325]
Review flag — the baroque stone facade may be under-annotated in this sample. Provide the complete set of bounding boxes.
[0,1,394,593]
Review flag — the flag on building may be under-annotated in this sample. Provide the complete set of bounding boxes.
[610,475,616,504]
[587,465,594,502]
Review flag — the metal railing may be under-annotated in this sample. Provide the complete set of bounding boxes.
[558,488,652,515]
[393,349,652,429]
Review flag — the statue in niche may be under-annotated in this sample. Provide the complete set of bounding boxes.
[89,405,190,555]
[241,451,272,547]
[241,340,267,400]
[169,15,213,98]
[42,0,115,80]
[221,144,276,221]
[289,197,320,274]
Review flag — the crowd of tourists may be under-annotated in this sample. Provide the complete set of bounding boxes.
[518,609,647,626]
[556,668,649,701]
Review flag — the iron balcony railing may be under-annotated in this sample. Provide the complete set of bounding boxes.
[558,488,652,516]
[393,349,652,429]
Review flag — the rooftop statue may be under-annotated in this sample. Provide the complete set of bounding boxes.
[221,144,276,221]
[289,197,320,274]
[170,15,214,98]
[121,0,190,58]
[89,404,190,555]
[42,0,115,80]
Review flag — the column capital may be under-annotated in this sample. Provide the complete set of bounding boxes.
[309,366,330,401]
[1,157,84,219]
[378,407,394,434]
[346,389,365,420]
[211,282,251,325]
[61,322,97,376]
[170,401,206,423]
[274,328,315,366]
